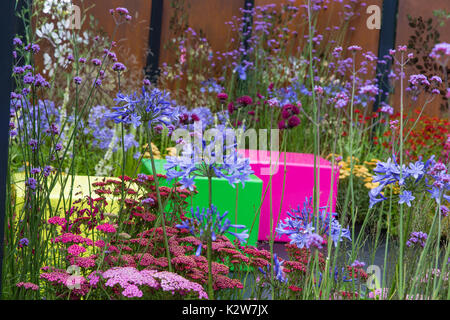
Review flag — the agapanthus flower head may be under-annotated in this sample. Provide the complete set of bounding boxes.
[441,205,449,217]
[398,190,415,207]
[176,205,249,256]
[108,87,179,130]
[369,155,448,208]
[276,197,350,248]
[165,128,253,189]
[258,253,287,284]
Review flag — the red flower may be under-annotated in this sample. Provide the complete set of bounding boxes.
[217,92,228,101]
[236,95,253,106]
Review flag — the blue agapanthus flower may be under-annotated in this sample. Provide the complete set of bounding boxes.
[276,197,351,248]
[11,99,61,140]
[164,127,254,190]
[318,266,355,287]
[176,205,249,256]
[398,190,415,207]
[368,155,449,208]
[234,64,248,81]
[108,87,180,129]
[258,253,287,284]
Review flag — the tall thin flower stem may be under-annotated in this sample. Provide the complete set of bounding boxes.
[207,175,214,300]
[145,126,173,272]
[306,0,320,217]
[397,52,406,299]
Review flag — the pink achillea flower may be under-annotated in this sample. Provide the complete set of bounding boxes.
[102,267,208,299]
[96,223,117,233]
[48,216,67,227]
[40,269,86,289]
[94,240,106,248]
[69,256,96,268]
[122,284,143,298]
[152,271,208,299]
[213,274,243,290]
[102,267,159,298]
[67,244,86,256]
[16,282,39,291]
[53,233,93,246]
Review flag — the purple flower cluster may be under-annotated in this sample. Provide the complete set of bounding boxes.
[258,253,287,283]
[406,231,428,248]
[429,42,450,63]
[103,267,159,298]
[11,99,61,141]
[108,87,179,129]
[84,105,115,150]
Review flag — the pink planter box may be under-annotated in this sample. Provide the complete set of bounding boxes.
[238,150,339,242]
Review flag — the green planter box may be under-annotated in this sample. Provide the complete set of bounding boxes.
[140,159,262,247]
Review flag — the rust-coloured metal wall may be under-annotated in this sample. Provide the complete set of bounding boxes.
[67,0,383,79]
[73,0,153,74]
[394,0,450,118]
[35,0,448,118]
[159,0,245,66]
